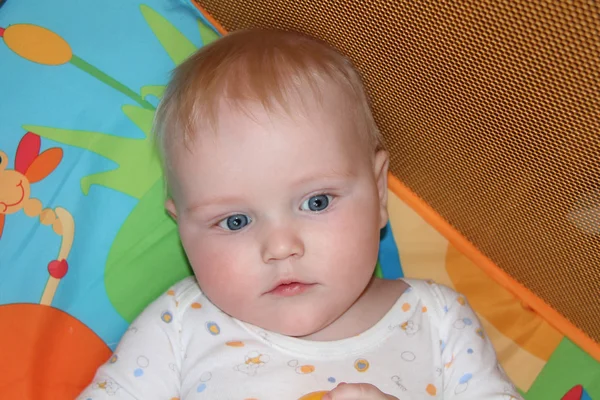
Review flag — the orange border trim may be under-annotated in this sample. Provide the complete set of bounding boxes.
[190,0,600,362]
[388,173,600,362]
[190,1,228,36]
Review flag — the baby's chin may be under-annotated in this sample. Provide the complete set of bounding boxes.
[206,293,344,339]
[248,312,340,340]
[277,324,328,339]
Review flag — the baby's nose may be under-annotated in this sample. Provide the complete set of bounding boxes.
[261,224,305,263]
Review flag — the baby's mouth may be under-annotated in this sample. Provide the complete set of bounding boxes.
[266,280,315,297]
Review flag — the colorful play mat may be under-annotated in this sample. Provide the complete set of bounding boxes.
[0,0,598,398]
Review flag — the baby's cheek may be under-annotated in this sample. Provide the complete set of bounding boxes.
[324,206,380,281]
[331,206,379,256]
[189,240,257,310]
[189,241,237,284]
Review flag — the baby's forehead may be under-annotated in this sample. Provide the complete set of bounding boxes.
[164,67,370,160]
[172,92,354,152]
[216,79,350,125]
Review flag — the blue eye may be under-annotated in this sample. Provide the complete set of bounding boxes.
[219,214,251,231]
[301,194,332,212]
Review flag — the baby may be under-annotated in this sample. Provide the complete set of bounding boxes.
[79,29,522,400]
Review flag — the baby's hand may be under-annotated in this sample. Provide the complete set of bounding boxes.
[323,383,398,400]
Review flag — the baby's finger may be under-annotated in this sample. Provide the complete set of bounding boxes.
[323,382,398,400]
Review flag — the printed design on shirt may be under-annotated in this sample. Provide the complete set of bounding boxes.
[161,310,173,323]
[94,377,121,396]
[400,320,419,336]
[108,354,118,364]
[288,359,316,374]
[453,311,486,338]
[191,302,202,309]
[476,327,485,339]
[234,351,270,376]
[169,362,180,379]
[166,289,180,307]
[196,371,212,393]
[354,358,370,372]
[127,326,138,334]
[457,296,466,306]
[444,353,455,369]
[391,375,408,391]
[205,321,221,336]
[226,340,245,347]
[454,373,473,394]
[133,355,150,377]
[389,319,419,336]
[400,351,416,362]
[426,383,437,396]
[401,302,411,312]
[452,317,473,330]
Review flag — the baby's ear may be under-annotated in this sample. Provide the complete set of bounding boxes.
[165,198,178,221]
[373,150,389,229]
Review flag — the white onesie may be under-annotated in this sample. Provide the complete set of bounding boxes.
[78,277,522,400]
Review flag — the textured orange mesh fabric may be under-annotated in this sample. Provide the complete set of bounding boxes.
[195,0,600,344]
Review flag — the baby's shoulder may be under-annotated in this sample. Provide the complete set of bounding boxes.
[165,276,204,305]
[138,276,208,318]
[401,278,464,317]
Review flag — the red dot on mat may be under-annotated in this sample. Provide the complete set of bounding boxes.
[48,259,69,279]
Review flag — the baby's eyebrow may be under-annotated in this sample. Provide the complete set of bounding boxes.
[291,169,355,187]
[185,195,245,213]
[184,170,354,214]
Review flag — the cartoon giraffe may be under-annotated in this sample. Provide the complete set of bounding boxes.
[0,132,74,306]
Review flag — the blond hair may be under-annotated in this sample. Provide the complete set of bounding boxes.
[154,29,382,164]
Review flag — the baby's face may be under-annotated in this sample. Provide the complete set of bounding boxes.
[166,88,388,338]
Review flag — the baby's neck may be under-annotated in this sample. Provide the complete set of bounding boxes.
[297,277,409,341]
